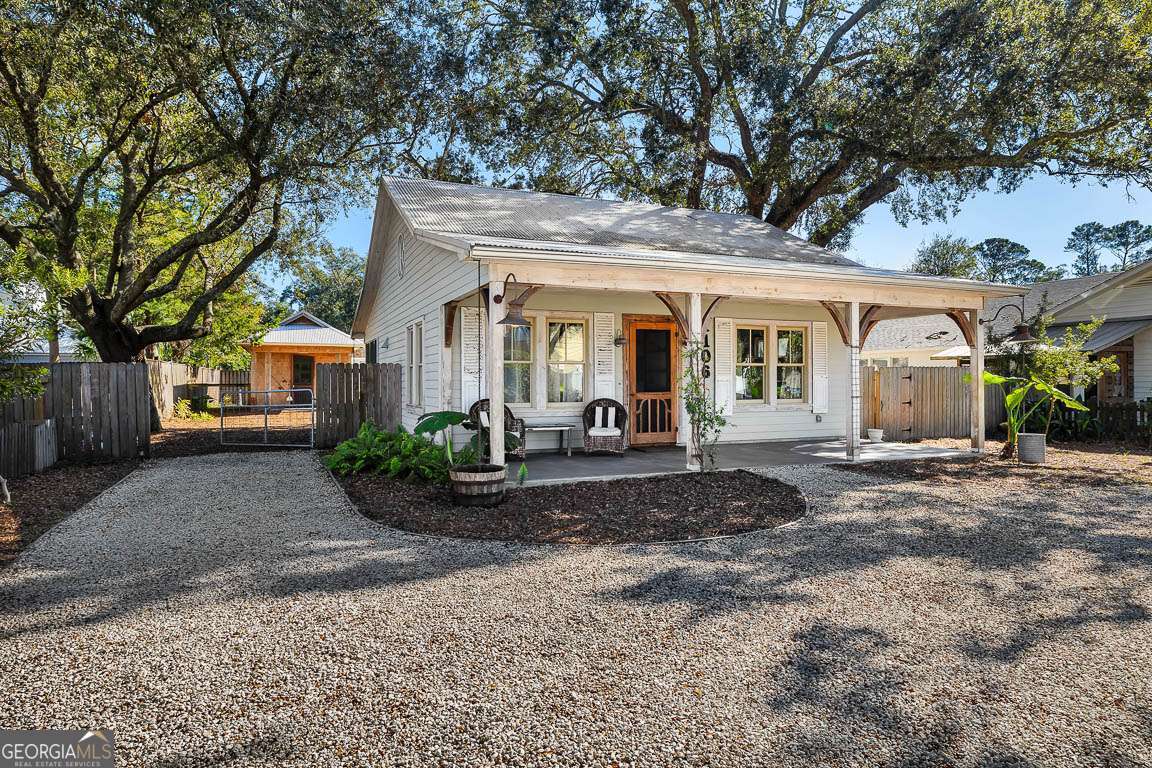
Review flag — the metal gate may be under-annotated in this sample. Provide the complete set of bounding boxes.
[219,388,315,448]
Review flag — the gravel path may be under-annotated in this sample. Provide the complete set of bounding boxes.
[1,452,1149,767]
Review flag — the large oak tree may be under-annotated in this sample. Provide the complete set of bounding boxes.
[0,0,439,361]
[470,0,1152,247]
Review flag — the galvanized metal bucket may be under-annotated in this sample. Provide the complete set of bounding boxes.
[1017,433,1047,464]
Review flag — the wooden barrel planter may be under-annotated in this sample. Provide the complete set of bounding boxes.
[449,464,507,506]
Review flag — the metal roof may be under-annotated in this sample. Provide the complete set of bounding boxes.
[256,310,357,347]
[1046,318,1152,353]
[384,176,860,268]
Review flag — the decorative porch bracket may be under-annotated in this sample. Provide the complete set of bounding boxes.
[655,292,727,338]
[653,292,689,339]
[820,301,883,345]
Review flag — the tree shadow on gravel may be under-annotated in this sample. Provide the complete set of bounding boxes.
[0,453,556,638]
[603,463,1152,645]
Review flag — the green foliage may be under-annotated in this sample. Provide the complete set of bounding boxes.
[977,370,1088,457]
[467,0,1152,247]
[0,0,442,361]
[517,462,528,486]
[150,276,280,370]
[1065,223,1108,276]
[1102,220,1152,271]
[682,339,726,471]
[974,238,1065,284]
[173,398,213,420]
[281,245,365,332]
[908,235,979,279]
[324,422,473,484]
[0,300,46,402]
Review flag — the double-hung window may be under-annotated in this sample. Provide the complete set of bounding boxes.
[736,323,808,405]
[546,321,585,403]
[406,322,423,406]
[775,327,807,402]
[503,322,533,405]
[735,327,766,401]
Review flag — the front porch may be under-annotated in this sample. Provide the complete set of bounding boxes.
[518,439,969,485]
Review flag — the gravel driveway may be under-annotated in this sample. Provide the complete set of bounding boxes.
[1,452,1149,767]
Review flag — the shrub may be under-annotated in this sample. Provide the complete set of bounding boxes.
[324,422,473,484]
[173,398,213,420]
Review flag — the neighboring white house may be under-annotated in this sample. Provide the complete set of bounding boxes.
[351,177,1018,465]
[866,266,1152,402]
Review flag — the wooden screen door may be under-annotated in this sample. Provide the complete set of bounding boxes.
[625,316,679,445]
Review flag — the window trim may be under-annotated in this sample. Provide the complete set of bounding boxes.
[732,320,811,408]
[544,317,589,406]
[406,321,423,406]
[502,318,534,406]
[775,325,808,404]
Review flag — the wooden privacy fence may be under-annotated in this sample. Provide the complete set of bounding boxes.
[42,363,152,460]
[314,363,402,448]
[862,365,1006,441]
[0,419,57,479]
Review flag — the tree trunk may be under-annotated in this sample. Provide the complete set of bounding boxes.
[47,323,60,363]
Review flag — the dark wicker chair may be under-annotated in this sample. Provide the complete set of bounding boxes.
[582,398,628,455]
[468,399,527,461]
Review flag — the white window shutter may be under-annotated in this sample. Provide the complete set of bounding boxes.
[593,312,615,398]
[713,317,735,416]
[459,306,487,407]
[812,321,829,414]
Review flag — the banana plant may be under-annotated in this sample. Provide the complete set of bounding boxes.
[979,371,1088,459]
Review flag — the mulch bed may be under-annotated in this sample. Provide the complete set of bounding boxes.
[337,469,805,544]
[1,459,139,567]
[833,439,1152,487]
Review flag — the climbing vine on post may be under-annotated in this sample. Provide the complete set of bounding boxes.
[682,339,726,471]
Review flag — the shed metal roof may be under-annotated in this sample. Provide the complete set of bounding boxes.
[256,310,357,347]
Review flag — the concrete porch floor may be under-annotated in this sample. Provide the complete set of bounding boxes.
[518,439,972,485]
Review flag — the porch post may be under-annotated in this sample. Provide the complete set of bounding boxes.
[969,308,985,453]
[488,279,506,466]
[685,292,702,470]
[847,301,862,461]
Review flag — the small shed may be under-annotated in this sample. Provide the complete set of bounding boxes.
[247,311,361,403]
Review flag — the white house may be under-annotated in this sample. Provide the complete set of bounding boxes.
[351,178,1018,466]
[867,265,1152,403]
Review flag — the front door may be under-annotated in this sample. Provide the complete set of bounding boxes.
[291,354,314,404]
[625,317,678,445]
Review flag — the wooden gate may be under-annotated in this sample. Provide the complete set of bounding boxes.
[862,365,1004,440]
[314,363,402,448]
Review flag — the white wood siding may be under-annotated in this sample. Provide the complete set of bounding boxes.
[362,196,481,430]
[1134,326,1152,401]
[449,290,848,450]
[1058,276,1152,323]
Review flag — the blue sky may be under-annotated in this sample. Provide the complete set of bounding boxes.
[320,176,1152,274]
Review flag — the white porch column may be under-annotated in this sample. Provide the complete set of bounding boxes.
[685,292,702,470]
[488,279,506,466]
[969,308,985,453]
[846,301,862,461]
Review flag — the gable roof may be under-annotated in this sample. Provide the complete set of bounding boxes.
[257,310,357,347]
[863,314,969,351]
[384,176,861,268]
